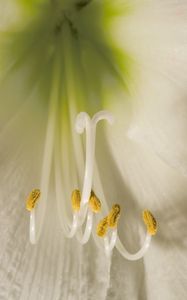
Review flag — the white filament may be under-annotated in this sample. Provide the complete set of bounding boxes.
[93,161,152,260]
[55,135,78,238]
[53,110,114,242]
[30,107,153,261]
[30,210,36,244]
[76,111,114,207]
[76,210,93,244]
[116,233,152,261]
[102,220,152,260]
[30,103,56,244]
[104,229,118,257]
[68,213,79,238]
[30,100,57,244]
[74,111,114,243]
[30,57,60,244]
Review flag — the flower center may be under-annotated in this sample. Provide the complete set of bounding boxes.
[26,109,157,260]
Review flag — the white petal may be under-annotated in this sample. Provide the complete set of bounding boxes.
[0,0,187,299]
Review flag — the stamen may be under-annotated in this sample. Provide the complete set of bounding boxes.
[75,111,114,208]
[107,204,121,228]
[26,189,41,211]
[142,210,157,236]
[96,217,108,237]
[89,190,101,213]
[29,54,61,244]
[54,110,114,242]
[26,107,157,260]
[71,189,81,212]
[75,112,92,206]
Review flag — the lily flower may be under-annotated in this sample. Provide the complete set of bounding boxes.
[0,0,187,299]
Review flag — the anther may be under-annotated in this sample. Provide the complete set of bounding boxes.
[71,189,81,212]
[89,190,101,213]
[96,217,108,237]
[142,210,157,235]
[107,204,121,228]
[26,189,41,211]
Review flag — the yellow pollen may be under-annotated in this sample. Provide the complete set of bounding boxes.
[107,204,121,228]
[96,217,108,237]
[26,189,41,211]
[71,189,81,212]
[142,210,157,236]
[89,190,101,213]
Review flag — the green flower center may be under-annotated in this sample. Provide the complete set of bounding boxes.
[1,0,133,115]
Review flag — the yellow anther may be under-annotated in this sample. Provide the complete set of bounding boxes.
[89,190,101,213]
[26,189,41,211]
[107,204,121,228]
[71,189,81,212]
[142,210,157,236]
[96,217,108,237]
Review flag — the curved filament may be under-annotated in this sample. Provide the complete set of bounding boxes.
[104,228,118,257]
[76,210,93,244]
[116,233,152,261]
[94,161,153,260]
[54,110,114,243]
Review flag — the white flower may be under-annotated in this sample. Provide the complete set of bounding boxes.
[0,0,187,299]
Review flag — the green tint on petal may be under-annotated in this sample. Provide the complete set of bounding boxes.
[0,0,136,116]
[16,0,47,12]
